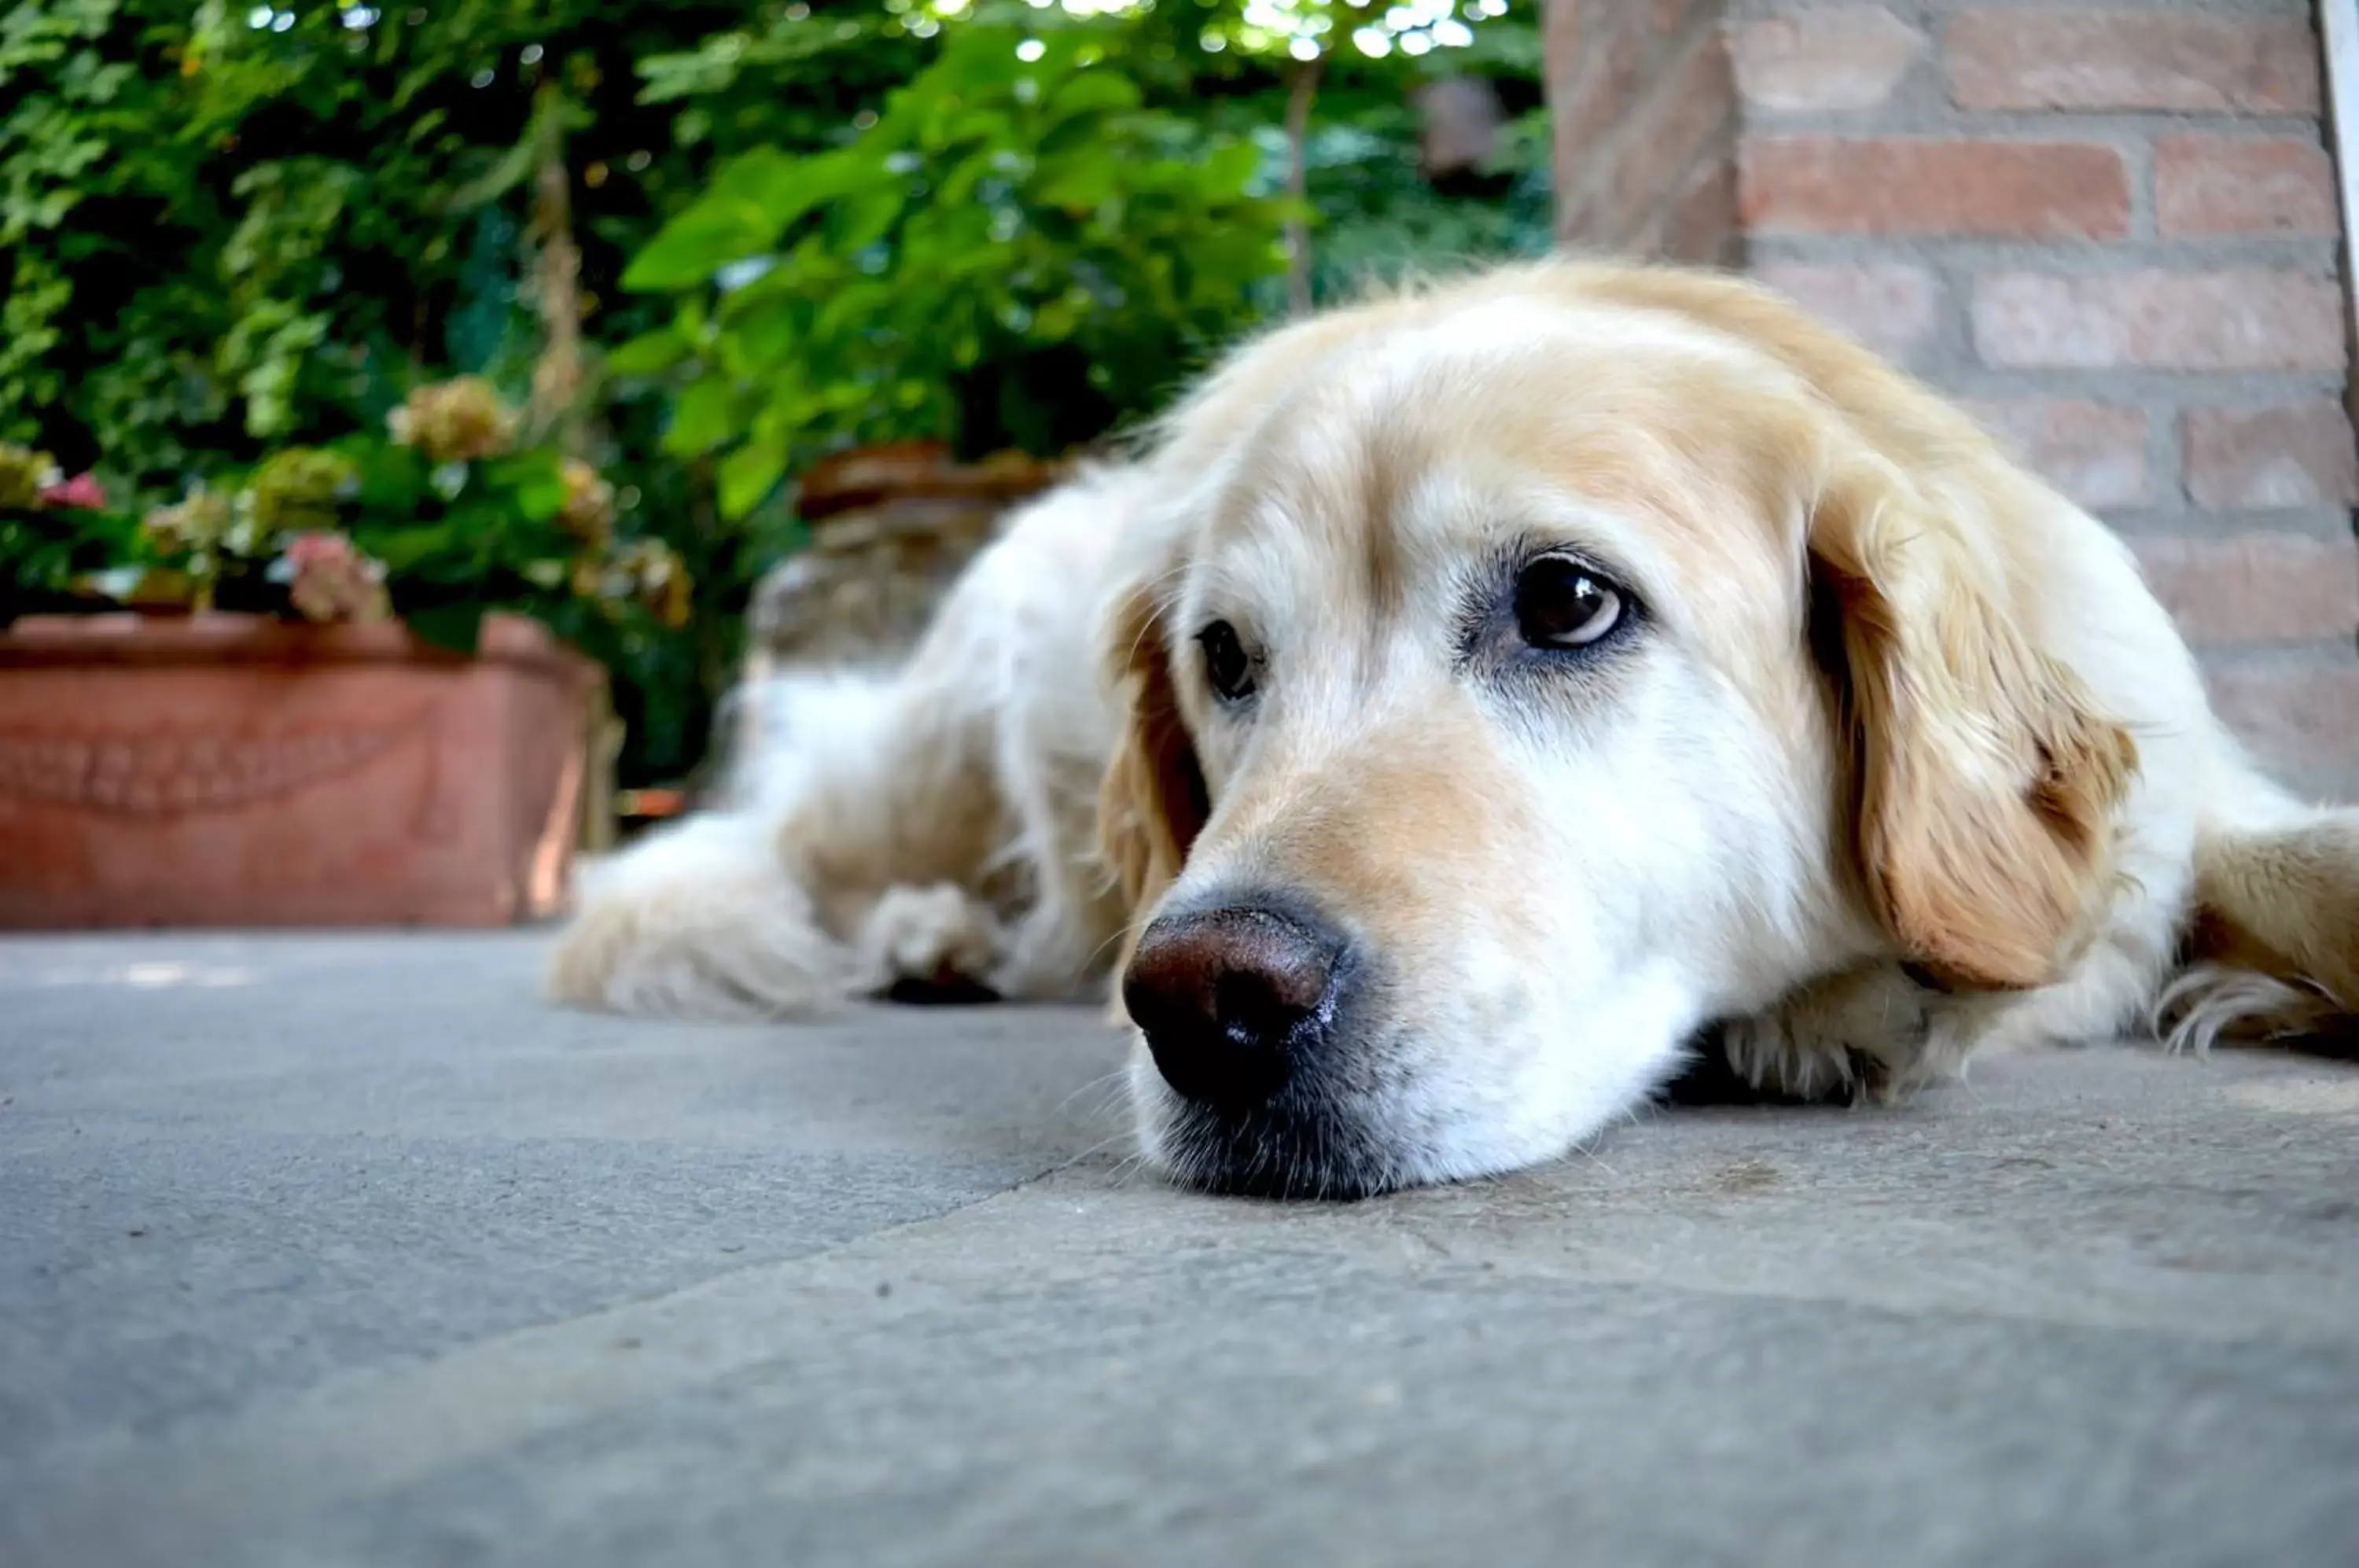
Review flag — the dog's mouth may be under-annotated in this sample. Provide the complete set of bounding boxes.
[1131,1061,1418,1202]
[1154,1105,1400,1201]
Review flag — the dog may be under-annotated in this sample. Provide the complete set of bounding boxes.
[548,259,2359,1198]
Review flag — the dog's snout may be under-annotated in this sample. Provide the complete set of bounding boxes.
[1123,904,1349,1111]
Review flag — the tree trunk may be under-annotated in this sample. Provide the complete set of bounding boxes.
[526,84,587,453]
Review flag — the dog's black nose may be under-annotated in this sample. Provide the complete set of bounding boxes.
[1123,903,1348,1111]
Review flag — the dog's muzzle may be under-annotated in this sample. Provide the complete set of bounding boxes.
[1123,896,1395,1199]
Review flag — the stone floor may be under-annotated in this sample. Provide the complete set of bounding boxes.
[2,931,2356,1567]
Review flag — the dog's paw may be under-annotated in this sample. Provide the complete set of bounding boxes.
[544,823,855,1019]
[1714,965,1941,1104]
[1713,1011,1868,1104]
[856,883,1006,995]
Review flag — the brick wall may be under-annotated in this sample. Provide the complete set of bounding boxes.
[1547,0,2359,797]
[1549,1,1744,263]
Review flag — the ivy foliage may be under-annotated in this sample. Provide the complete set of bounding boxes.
[618,9,1293,517]
[2,0,860,482]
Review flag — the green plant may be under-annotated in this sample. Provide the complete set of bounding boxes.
[2,0,906,487]
[613,10,1290,519]
[1292,100,1551,301]
[0,0,921,783]
[106,380,689,668]
[348,378,691,652]
[0,443,142,618]
[2,0,1542,786]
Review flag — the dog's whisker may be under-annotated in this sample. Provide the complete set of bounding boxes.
[1051,1066,1134,1119]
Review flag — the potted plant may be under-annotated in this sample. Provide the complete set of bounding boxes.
[0,381,686,929]
[0,447,140,618]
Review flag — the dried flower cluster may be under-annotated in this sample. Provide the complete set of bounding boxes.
[558,458,616,545]
[140,488,235,555]
[47,377,690,638]
[0,443,61,510]
[575,537,692,628]
[138,451,380,620]
[386,377,521,464]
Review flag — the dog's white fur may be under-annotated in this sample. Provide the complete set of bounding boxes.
[549,261,2359,1195]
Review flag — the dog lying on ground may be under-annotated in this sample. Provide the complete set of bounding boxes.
[548,259,2359,1198]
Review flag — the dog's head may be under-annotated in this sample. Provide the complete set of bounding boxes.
[1097,263,2136,1198]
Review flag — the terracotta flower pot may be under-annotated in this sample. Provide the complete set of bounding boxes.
[746,442,1069,668]
[730,442,1068,788]
[0,611,603,929]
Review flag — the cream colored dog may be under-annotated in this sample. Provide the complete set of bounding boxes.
[548,260,2359,1198]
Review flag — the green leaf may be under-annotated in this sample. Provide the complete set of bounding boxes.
[938,109,1016,155]
[605,327,690,378]
[1043,71,1141,126]
[489,453,568,523]
[1034,157,1115,211]
[664,378,738,457]
[720,290,809,373]
[706,145,801,208]
[716,435,789,520]
[831,184,903,253]
[1032,293,1085,340]
[403,601,488,655]
[1200,140,1263,197]
[621,202,771,292]
[622,149,869,293]
[811,281,892,344]
[337,437,429,515]
[359,521,462,572]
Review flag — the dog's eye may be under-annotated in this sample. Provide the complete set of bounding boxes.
[1197,620,1256,702]
[1514,555,1625,649]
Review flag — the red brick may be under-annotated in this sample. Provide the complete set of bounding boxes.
[1603,24,1735,247]
[2205,658,2359,791]
[1757,261,1944,364]
[1741,137,2128,239]
[2134,534,2359,643]
[1947,10,2320,115]
[1972,271,2346,372]
[1960,399,2149,510]
[1651,151,1739,266]
[2184,403,2359,510]
[1551,2,1652,213]
[1735,6,1926,112]
[2155,136,2339,238]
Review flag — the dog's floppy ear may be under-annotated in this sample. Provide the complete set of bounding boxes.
[1809,455,2137,991]
[1096,578,1209,939]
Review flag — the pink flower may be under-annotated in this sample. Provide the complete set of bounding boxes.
[39,472,106,510]
[279,530,392,624]
[285,531,359,569]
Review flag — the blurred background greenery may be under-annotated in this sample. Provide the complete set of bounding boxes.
[2,0,1548,787]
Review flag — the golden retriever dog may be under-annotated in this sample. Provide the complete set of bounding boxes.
[547,260,2359,1198]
